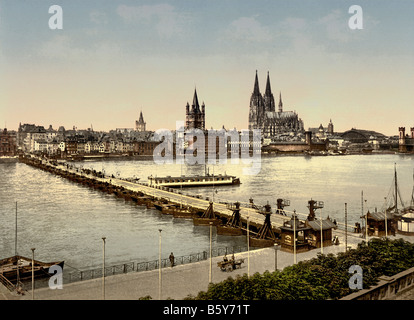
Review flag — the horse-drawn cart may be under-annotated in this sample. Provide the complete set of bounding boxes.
[217,257,244,272]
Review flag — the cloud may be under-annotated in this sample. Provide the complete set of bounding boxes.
[280,17,307,32]
[37,35,88,61]
[279,17,315,53]
[36,34,122,63]
[225,16,272,42]
[116,4,186,38]
[318,9,353,43]
[90,10,108,25]
[317,9,378,43]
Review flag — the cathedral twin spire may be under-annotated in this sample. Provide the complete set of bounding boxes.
[265,71,272,96]
[253,70,261,96]
[249,70,286,131]
[251,70,283,113]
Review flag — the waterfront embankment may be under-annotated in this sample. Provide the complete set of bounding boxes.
[5,231,361,300]
[5,232,413,300]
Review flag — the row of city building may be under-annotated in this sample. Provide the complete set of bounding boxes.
[1,71,412,157]
[0,117,158,158]
[1,122,406,159]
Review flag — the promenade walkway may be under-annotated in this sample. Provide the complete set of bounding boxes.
[2,229,364,300]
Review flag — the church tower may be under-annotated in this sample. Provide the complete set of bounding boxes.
[135,111,146,132]
[263,72,275,112]
[185,88,205,130]
[248,70,305,137]
[327,119,334,134]
[278,92,283,113]
[248,70,265,130]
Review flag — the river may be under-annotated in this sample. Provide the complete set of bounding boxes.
[0,154,413,273]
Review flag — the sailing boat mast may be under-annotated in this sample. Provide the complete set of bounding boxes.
[15,201,21,289]
[394,163,398,214]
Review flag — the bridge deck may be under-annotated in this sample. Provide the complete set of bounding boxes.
[52,161,291,229]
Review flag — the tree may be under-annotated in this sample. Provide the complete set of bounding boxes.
[190,238,414,300]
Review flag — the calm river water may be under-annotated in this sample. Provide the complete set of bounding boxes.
[1,154,413,272]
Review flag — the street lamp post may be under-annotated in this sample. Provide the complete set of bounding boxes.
[247,215,250,278]
[361,190,364,232]
[293,210,297,264]
[212,165,215,203]
[209,222,213,283]
[274,244,280,271]
[102,237,106,300]
[31,248,35,300]
[320,208,323,254]
[365,199,368,244]
[345,203,348,252]
[15,202,17,256]
[158,229,162,300]
[180,163,183,209]
[384,197,388,238]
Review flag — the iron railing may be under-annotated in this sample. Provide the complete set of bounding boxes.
[68,245,254,283]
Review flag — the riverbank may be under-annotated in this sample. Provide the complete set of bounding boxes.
[21,148,410,163]
[3,232,411,300]
[4,229,360,300]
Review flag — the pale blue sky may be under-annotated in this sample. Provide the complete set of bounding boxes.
[1,0,413,135]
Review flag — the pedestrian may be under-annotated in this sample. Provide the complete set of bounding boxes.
[169,252,175,267]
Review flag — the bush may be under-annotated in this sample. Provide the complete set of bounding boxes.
[190,238,414,300]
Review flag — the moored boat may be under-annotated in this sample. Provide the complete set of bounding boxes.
[136,195,153,206]
[247,203,277,248]
[153,199,170,211]
[248,237,275,248]
[216,225,243,236]
[0,255,64,282]
[395,168,414,235]
[193,202,221,226]
[161,204,189,215]
[193,217,221,226]
[172,207,195,218]
[216,202,243,236]
[148,173,240,188]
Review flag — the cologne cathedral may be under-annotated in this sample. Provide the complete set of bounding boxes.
[248,71,304,138]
